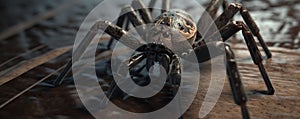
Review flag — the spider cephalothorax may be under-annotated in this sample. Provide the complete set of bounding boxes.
[153,9,197,44]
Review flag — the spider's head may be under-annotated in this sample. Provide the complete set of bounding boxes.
[153,9,197,44]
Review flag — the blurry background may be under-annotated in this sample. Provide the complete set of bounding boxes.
[0,0,299,118]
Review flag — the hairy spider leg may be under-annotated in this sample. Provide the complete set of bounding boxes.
[225,44,250,119]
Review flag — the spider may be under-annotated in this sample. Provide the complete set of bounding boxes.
[53,0,275,118]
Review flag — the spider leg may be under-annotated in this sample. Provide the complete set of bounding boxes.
[222,0,229,11]
[53,60,72,86]
[131,0,153,23]
[196,0,227,41]
[107,7,129,49]
[128,53,146,68]
[107,6,146,49]
[148,0,157,13]
[147,0,171,14]
[107,53,146,99]
[220,21,275,95]
[53,21,144,86]
[205,0,224,19]
[225,44,250,119]
[215,3,272,58]
[168,55,183,119]
[54,20,108,86]
[162,0,171,13]
[97,21,144,49]
[180,40,224,63]
[123,6,146,28]
[169,56,181,92]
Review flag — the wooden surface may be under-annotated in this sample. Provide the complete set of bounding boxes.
[0,43,299,119]
[185,44,300,119]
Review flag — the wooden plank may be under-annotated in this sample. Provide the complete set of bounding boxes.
[0,46,72,86]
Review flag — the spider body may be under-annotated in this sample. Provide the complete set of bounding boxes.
[54,0,275,118]
[153,10,197,44]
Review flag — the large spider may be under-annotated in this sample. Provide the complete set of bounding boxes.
[54,0,275,118]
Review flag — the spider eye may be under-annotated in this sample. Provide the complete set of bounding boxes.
[177,23,184,30]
